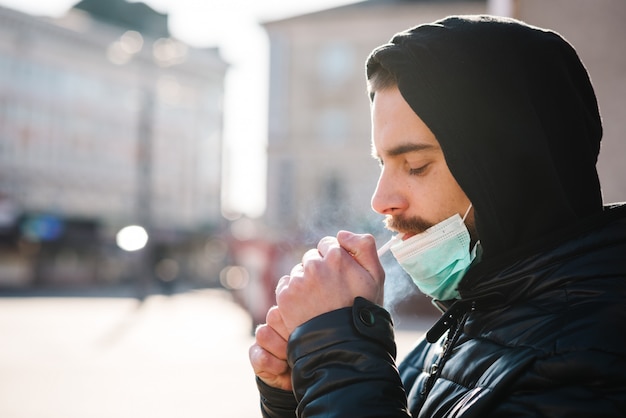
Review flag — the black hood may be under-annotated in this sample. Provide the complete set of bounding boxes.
[366,15,603,259]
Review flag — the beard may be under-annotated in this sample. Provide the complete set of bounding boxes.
[384,215,434,235]
[385,212,479,244]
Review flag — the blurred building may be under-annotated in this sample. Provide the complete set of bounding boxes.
[262,0,486,241]
[0,1,228,287]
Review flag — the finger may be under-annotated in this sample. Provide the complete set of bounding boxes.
[337,230,385,285]
[266,306,290,341]
[336,231,377,260]
[275,275,289,296]
[316,236,340,257]
[289,263,304,278]
[249,341,289,374]
[255,322,288,361]
[302,247,322,264]
[248,343,292,391]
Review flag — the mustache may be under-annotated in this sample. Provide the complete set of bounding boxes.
[384,215,434,235]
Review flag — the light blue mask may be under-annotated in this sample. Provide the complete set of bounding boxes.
[390,205,477,301]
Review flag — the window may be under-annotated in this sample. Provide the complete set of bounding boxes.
[316,107,348,146]
[317,42,354,89]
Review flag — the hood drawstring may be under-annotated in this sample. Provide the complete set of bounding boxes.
[426,299,475,343]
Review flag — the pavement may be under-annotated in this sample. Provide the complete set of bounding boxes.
[0,287,429,418]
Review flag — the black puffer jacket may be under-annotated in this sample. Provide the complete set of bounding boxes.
[257,205,626,417]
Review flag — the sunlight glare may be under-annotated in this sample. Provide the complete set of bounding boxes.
[116,225,149,252]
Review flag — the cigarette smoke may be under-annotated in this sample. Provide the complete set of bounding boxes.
[379,251,420,317]
[294,205,423,318]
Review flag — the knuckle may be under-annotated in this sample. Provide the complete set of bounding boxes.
[254,354,272,372]
[318,236,335,247]
[266,307,282,328]
[254,324,269,343]
[361,233,376,246]
[303,248,319,259]
[324,245,344,262]
[254,324,272,345]
[249,344,266,368]
[275,287,293,309]
[351,233,375,250]
[289,263,303,277]
[251,345,271,366]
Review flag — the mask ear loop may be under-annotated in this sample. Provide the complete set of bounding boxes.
[461,203,473,223]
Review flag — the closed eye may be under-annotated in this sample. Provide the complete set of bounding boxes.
[409,164,429,176]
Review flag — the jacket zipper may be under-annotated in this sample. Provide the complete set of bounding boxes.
[419,302,474,405]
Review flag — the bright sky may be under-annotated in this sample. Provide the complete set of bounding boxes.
[0,0,359,218]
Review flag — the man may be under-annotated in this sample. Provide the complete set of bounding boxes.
[249,15,626,417]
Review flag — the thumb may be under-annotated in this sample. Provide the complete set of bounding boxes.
[336,231,385,287]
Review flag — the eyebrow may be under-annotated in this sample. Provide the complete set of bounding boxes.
[372,142,439,160]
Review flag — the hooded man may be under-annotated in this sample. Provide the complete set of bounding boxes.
[249,15,626,417]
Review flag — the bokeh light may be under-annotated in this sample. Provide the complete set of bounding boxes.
[115,225,149,252]
[219,265,250,290]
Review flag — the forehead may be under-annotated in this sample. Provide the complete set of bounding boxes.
[371,87,441,158]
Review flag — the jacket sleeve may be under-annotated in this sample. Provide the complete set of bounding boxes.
[287,297,411,418]
[256,377,298,418]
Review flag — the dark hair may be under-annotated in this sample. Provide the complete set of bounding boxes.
[367,63,397,100]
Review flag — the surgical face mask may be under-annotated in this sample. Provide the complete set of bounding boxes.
[390,205,477,301]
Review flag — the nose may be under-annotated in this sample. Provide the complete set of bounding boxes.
[371,168,408,215]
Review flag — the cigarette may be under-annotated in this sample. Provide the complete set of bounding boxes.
[377,234,402,257]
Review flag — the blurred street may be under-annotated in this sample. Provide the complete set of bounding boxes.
[0,287,428,418]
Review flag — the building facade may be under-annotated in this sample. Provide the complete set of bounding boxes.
[262,0,486,242]
[0,2,228,286]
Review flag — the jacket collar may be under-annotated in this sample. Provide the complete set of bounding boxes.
[426,203,626,343]
[459,203,626,305]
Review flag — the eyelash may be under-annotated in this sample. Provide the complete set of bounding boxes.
[409,164,429,176]
[376,160,429,175]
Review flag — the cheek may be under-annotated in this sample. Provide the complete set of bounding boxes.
[432,164,464,196]
[412,167,465,219]
[446,174,469,207]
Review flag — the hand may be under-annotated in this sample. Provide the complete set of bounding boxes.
[275,231,385,335]
[249,306,293,391]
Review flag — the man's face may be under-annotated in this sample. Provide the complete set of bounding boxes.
[370,86,475,240]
